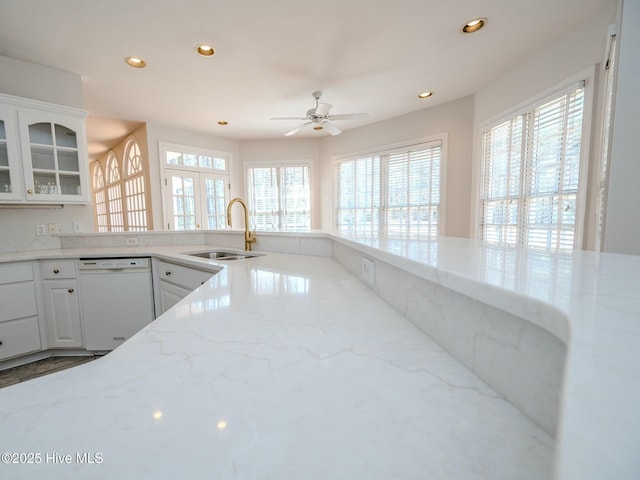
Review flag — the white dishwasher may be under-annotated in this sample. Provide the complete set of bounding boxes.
[78,257,154,351]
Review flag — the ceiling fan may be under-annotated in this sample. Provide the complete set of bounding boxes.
[271,91,368,137]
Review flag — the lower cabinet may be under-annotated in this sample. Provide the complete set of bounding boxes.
[154,260,217,316]
[40,259,83,348]
[0,262,42,361]
[42,279,83,348]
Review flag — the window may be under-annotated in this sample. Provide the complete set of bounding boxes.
[246,165,311,231]
[160,142,229,230]
[92,162,108,232]
[106,152,124,232]
[123,139,148,231]
[91,137,150,232]
[335,139,443,238]
[479,83,586,251]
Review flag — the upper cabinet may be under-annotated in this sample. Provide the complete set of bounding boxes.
[0,93,89,204]
[0,106,22,201]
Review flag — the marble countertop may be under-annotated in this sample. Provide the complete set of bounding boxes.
[0,234,639,479]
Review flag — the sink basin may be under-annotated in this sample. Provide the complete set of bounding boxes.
[186,250,261,261]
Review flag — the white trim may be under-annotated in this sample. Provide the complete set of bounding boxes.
[332,134,447,163]
[0,93,87,119]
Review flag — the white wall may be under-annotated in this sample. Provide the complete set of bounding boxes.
[603,0,640,255]
[319,96,474,237]
[144,123,240,229]
[239,139,321,228]
[472,0,617,248]
[0,55,93,253]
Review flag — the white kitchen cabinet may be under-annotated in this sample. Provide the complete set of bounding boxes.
[0,262,42,360]
[0,105,23,201]
[0,93,89,204]
[41,260,83,348]
[154,259,217,316]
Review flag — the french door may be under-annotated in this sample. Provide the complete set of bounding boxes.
[165,170,229,230]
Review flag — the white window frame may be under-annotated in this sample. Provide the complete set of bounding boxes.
[476,69,594,251]
[244,160,313,231]
[332,135,448,238]
[159,141,231,230]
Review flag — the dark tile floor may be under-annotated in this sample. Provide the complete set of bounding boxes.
[0,356,96,389]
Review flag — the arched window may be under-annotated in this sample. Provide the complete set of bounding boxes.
[123,139,148,231]
[106,152,124,232]
[92,162,108,232]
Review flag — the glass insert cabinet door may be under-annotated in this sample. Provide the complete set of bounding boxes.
[18,110,88,203]
[27,122,81,196]
[0,110,22,200]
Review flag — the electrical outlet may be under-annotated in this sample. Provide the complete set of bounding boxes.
[73,221,82,233]
[36,224,46,236]
[362,257,375,287]
[47,223,57,235]
[126,238,139,246]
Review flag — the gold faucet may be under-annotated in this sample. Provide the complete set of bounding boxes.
[226,197,257,251]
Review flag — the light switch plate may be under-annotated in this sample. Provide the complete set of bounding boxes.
[36,224,46,236]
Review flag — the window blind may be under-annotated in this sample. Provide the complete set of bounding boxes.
[247,165,310,231]
[480,84,585,250]
[335,140,442,238]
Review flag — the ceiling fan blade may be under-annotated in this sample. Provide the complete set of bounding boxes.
[322,121,342,136]
[327,113,369,121]
[271,117,308,121]
[314,102,332,116]
[284,122,312,136]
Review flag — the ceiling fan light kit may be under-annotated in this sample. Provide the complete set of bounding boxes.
[272,91,368,137]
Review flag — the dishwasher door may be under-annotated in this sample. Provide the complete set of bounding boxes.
[79,258,154,351]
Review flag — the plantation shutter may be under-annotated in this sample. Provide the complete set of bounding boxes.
[335,156,380,235]
[523,87,584,250]
[385,142,441,238]
[248,167,278,229]
[480,83,585,250]
[280,166,310,230]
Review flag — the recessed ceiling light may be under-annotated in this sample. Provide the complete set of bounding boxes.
[217,121,228,125]
[125,56,146,68]
[461,17,487,34]
[417,91,433,99]
[196,44,215,56]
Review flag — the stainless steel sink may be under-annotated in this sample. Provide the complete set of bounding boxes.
[186,250,261,261]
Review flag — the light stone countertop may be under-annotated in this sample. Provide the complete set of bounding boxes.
[0,244,552,479]
[0,234,638,479]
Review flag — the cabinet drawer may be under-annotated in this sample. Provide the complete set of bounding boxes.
[41,259,77,279]
[156,261,214,290]
[0,282,38,323]
[0,317,42,361]
[0,262,34,285]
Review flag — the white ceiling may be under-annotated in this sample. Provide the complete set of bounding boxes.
[0,0,609,156]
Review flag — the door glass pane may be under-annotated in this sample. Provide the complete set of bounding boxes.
[203,176,226,229]
[58,150,79,172]
[0,143,8,168]
[29,123,53,145]
[171,174,197,230]
[0,120,5,140]
[31,145,55,170]
[54,124,78,148]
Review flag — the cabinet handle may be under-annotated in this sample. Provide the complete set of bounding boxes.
[53,269,60,274]
[27,189,33,194]
[68,288,74,293]
[165,271,172,276]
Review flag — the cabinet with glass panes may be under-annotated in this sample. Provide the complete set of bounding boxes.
[0,93,89,204]
[0,106,23,201]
